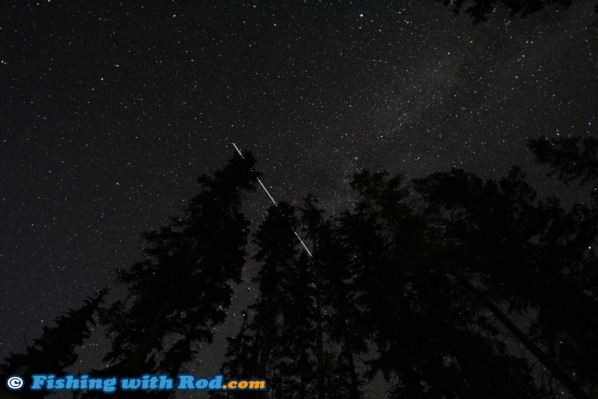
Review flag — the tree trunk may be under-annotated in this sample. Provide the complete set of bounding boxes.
[337,299,360,399]
[299,344,307,399]
[457,275,590,399]
[343,327,360,399]
[258,299,274,376]
[315,284,326,399]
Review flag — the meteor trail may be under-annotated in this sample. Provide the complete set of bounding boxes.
[232,142,313,257]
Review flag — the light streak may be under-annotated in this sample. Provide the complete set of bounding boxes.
[232,142,313,257]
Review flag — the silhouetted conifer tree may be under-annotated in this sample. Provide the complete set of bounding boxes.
[219,197,368,399]
[92,153,259,398]
[435,0,585,22]
[529,136,598,203]
[299,194,365,399]
[528,136,598,394]
[217,203,313,398]
[413,166,595,398]
[342,170,543,398]
[0,289,107,399]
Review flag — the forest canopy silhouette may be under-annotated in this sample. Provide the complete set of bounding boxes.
[435,0,596,21]
[2,137,596,399]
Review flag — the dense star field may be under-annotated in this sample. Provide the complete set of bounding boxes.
[1,1,596,395]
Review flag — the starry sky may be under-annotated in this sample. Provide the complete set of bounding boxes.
[1,0,596,384]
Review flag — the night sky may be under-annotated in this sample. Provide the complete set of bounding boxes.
[1,0,596,388]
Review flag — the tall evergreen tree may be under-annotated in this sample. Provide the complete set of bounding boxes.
[528,136,598,394]
[342,170,543,398]
[215,139,595,399]
[218,202,313,399]
[93,153,259,397]
[219,196,369,399]
[0,289,107,399]
[299,195,366,399]
[413,166,596,398]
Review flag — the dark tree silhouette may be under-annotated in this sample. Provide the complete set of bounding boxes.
[435,0,587,22]
[297,196,327,399]
[217,203,312,399]
[0,289,107,399]
[414,166,596,398]
[342,170,543,398]
[90,152,259,398]
[218,197,368,399]
[299,194,365,399]
[529,137,598,202]
[10,140,594,399]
